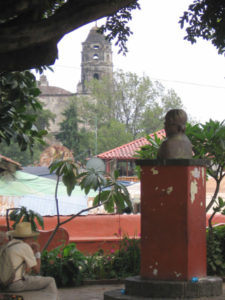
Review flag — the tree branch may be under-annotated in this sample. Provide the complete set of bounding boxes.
[0,0,33,20]
[206,178,221,213]
[42,196,109,251]
[0,0,137,71]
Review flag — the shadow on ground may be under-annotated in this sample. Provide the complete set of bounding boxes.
[59,284,124,300]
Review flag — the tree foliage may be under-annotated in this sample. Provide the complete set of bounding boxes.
[180,0,225,55]
[80,71,183,141]
[139,88,183,136]
[113,71,157,139]
[0,71,47,153]
[57,97,132,160]
[54,71,183,162]
[139,104,163,136]
[135,133,164,160]
[97,120,133,153]
[0,99,55,166]
[0,0,140,72]
[99,1,140,55]
[0,72,55,165]
[0,141,45,166]
[56,97,95,163]
[185,120,225,215]
[33,101,55,132]
[92,170,131,213]
[56,99,81,156]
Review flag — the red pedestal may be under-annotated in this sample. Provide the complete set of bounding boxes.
[139,160,206,281]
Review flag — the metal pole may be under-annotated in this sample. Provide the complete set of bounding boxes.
[95,115,98,155]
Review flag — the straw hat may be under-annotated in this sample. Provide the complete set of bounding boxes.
[8,222,40,238]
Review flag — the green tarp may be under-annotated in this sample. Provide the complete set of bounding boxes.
[0,171,97,216]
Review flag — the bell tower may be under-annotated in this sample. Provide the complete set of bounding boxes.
[77,26,113,94]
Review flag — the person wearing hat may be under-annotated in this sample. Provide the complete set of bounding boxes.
[5,222,58,298]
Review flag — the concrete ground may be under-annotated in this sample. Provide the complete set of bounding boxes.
[0,284,123,300]
[1,282,224,300]
[58,282,225,300]
[58,284,124,300]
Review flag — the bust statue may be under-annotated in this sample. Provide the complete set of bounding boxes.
[157,109,193,159]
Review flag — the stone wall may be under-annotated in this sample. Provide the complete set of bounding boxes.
[39,94,72,134]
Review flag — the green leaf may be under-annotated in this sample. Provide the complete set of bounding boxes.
[218,197,225,208]
[62,172,77,196]
[35,213,44,229]
[80,168,106,194]
[93,190,111,206]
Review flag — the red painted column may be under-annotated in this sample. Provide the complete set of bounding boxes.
[138,160,206,281]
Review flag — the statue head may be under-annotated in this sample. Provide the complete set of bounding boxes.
[164,109,187,137]
[157,108,192,159]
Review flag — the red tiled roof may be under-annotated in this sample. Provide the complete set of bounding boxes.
[97,129,166,160]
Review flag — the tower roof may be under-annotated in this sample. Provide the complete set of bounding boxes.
[84,26,110,44]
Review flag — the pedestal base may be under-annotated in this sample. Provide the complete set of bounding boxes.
[104,276,223,299]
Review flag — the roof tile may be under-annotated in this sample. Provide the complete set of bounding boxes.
[97,129,165,160]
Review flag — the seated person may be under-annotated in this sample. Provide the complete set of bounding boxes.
[1,222,58,299]
[157,109,192,159]
[0,230,8,247]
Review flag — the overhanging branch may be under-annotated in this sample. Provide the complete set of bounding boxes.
[0,0,137,71]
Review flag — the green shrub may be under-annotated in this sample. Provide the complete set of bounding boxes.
[41,235,140,285]
[82,250,117,280]
[206,225,225,276]
[41,243,86,287]
[82,235,140,280]
[111,235,140,278]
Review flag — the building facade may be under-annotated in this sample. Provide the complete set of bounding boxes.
[38,75,73,137]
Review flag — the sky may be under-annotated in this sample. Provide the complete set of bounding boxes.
[38,0,225,124]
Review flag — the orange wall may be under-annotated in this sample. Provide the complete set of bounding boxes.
[42,214,141,254]
[0,213,224,255]
[0,214,141,254]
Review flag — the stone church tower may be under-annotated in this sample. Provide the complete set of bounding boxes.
[36,26,114,165]
[77,26,113,94]
[38,26,113,138]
